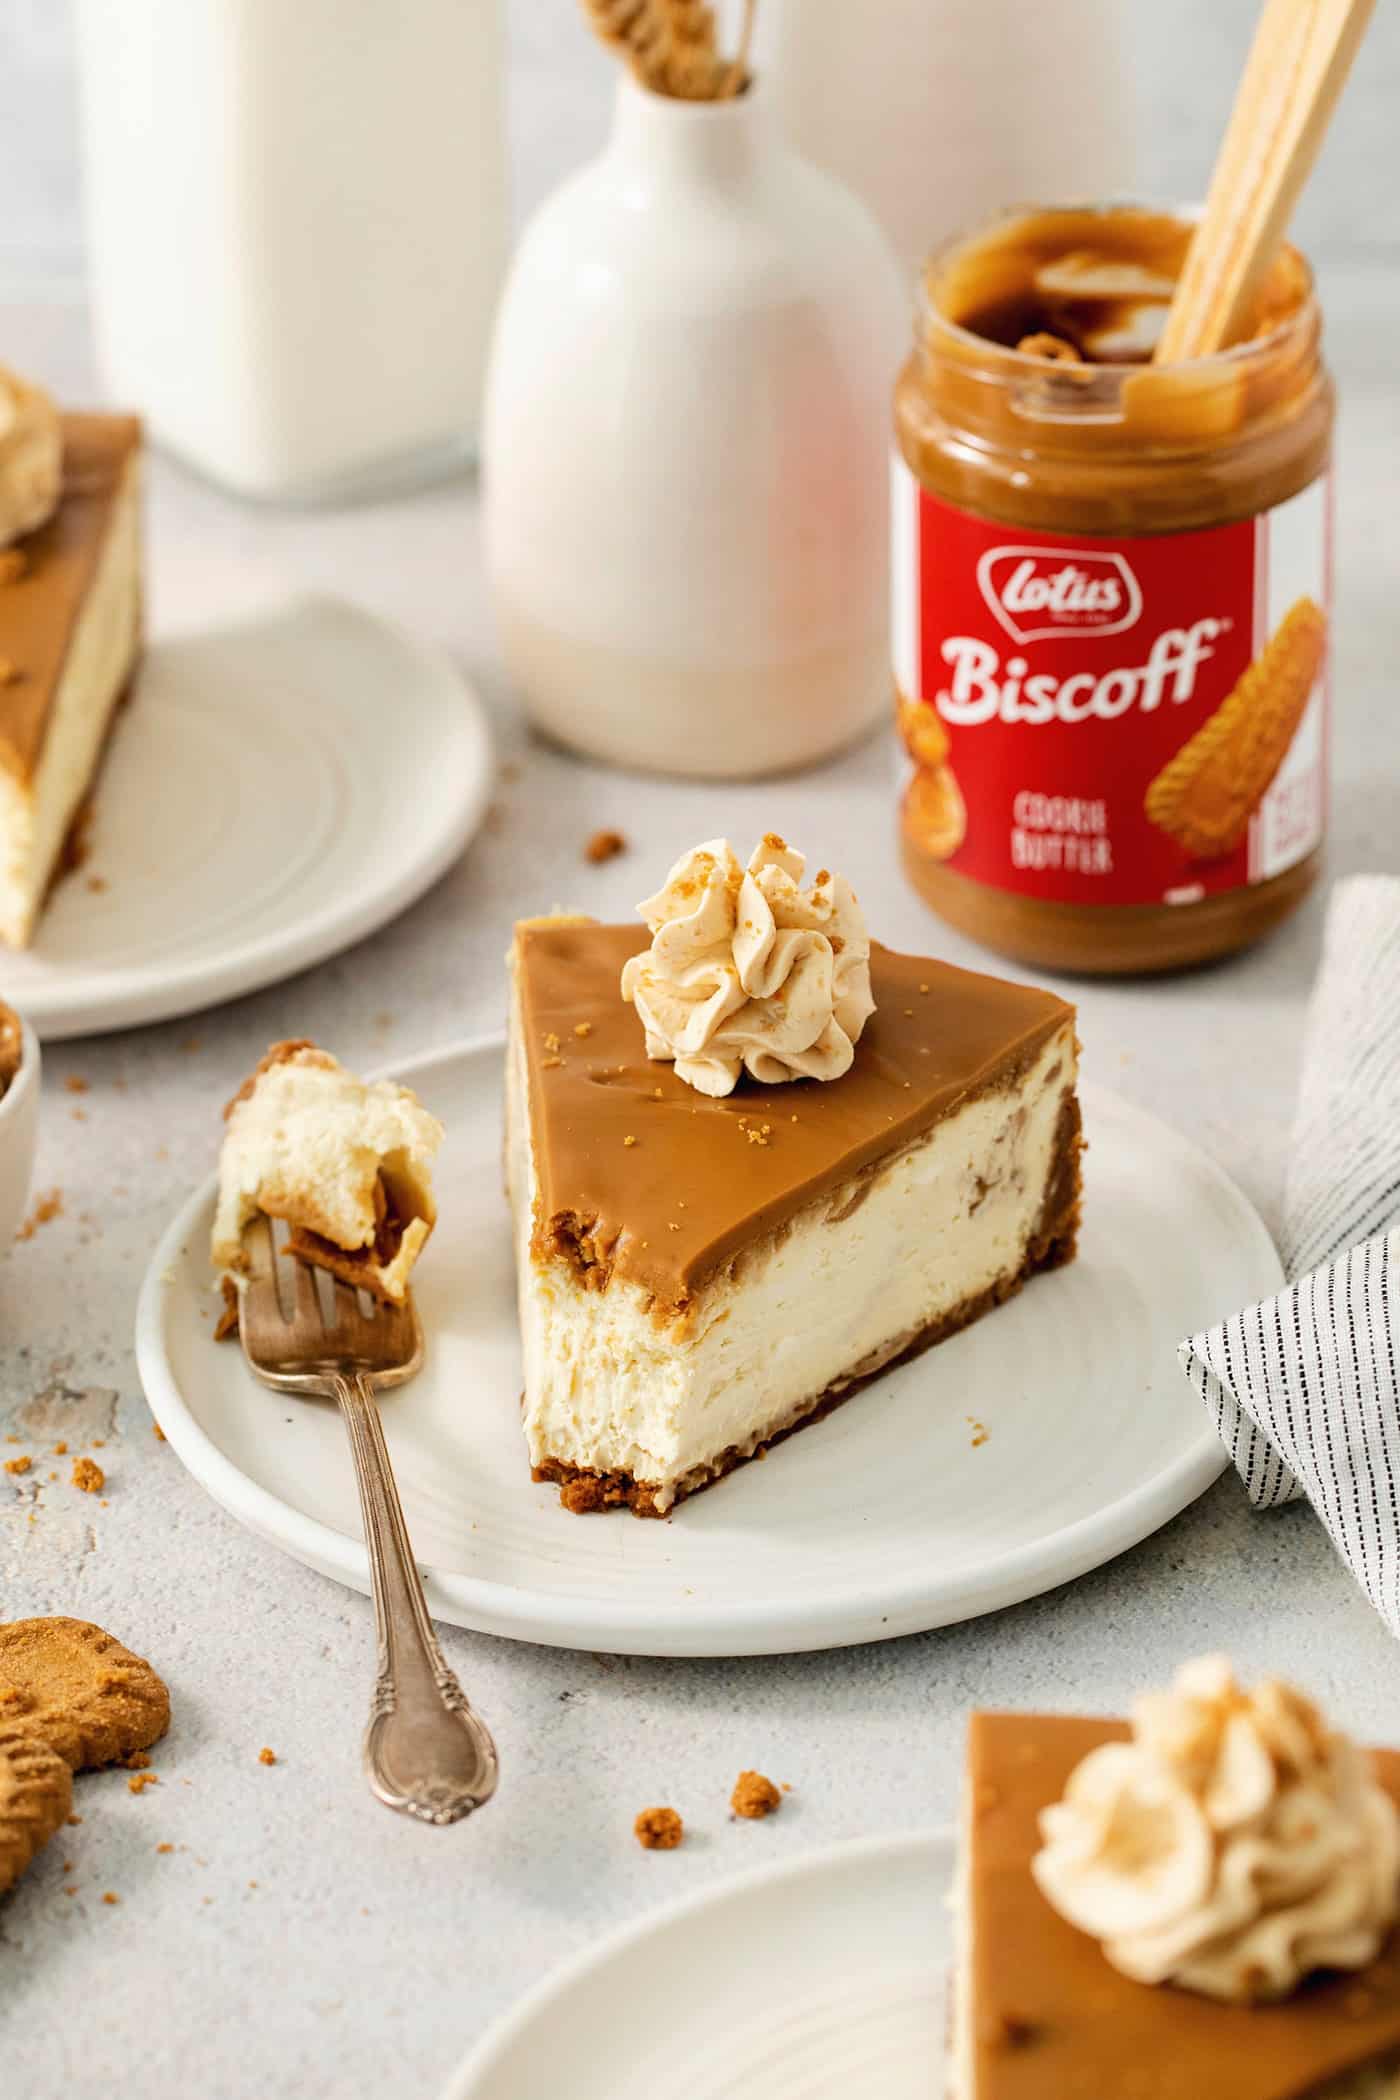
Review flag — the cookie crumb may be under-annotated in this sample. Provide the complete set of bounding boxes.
[64,1074,90,1094]
[731,1770,782,1820]
[584,828,626,865]
[53,1442,67,1455]
[128,1772,159,1795]
[16,1188,63,1240]
[71,1457,104,1493]
[634,1806,683,1851]
[994,2013,1041,2051]
[573,1021,593,1039]
[156,1842,174,1854]
[152,1422,167,1443]
[3,1455,31,1476]
[258,1747,277,1766]
[213,1275,240,1342]
[101,1891,120,1905]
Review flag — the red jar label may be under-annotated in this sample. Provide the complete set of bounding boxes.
[892,459,1331,908]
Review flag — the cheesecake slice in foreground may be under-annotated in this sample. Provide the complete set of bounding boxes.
[956,1663,1400,2099]
[0,409,142,948]
[507,846,1080,1516]
[212,1040,443,1307]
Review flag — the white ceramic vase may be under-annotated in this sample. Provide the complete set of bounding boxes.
[482,74,906,779]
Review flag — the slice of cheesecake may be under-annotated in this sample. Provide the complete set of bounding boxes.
[507,918,1081,1516]
[212,1040,444,1307]
[0,413,143,949]
[955,1698,1400,2100]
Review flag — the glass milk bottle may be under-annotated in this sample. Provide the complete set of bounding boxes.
[756,0,1135,274]
[74,0,507,502]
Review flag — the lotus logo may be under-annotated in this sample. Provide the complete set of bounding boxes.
[976,547,1144,644]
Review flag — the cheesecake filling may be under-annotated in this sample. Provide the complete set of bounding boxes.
[0,447,140,947]
[509,978,1076,1511]
[212,1040,442,1305]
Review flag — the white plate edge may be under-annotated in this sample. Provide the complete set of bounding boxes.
[439,1826,954,2100]
[13,594,495,1038]
[134,1041,1280,1657]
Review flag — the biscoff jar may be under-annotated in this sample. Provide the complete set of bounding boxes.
[893,204,1334,975]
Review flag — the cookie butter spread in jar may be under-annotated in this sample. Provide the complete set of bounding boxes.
[893,204,1333,974]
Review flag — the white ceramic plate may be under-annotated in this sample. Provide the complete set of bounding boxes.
[0,597,492,1038]
[135,1038,1282,1657]
[443,1831,948,2100]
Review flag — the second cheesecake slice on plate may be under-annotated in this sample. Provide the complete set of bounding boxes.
[506,836,1081,1517]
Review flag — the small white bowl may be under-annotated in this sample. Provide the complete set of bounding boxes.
[0,1008,40,1247]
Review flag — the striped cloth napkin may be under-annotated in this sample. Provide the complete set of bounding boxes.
[1181,876,1400,1634]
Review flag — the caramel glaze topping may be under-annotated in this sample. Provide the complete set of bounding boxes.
[967,1713,1400,2100]
[0,413,141,787]
[515,921,1074,1318]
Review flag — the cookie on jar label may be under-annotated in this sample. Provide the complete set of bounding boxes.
[896,687,951,770]
[902,763,967,863]
[1144,597,1328,860]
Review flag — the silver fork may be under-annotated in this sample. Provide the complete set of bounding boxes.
[234,1215,499,1825]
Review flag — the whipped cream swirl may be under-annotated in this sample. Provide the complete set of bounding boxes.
[0,365,61,547]
[1033,1655,1400,2004]
[620,834,875,1098]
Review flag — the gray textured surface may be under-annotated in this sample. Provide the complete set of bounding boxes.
[0,265,1399,2095]
[2,0,1400,292]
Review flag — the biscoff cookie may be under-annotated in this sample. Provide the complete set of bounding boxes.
[1144,595,1327,860]
[896,689,950,772]
[901,762,967,863]
[0,1619,170,1772]
[0,1724,72,1894]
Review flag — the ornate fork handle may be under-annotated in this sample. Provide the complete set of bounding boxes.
[333,1372,499,1825]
